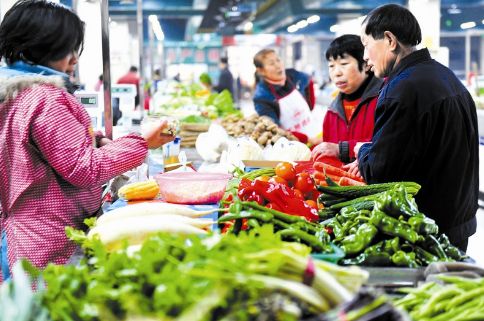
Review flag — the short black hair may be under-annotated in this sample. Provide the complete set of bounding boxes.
[220,57,228,64]
[129,66,138,72]
[0,0,84,66]
[363,4,421,47]
[326,34,365,71]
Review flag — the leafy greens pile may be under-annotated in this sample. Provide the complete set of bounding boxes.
[35,226,367,321]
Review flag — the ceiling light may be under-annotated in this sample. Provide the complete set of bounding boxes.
[244,21,253,32]
[482,19,484,24]
[296,20,308,29]
[460,21,476,29]
[448,4,461,14]
[287,25,298,33]
[149,15,164,41]
[330,24,339,33]
[307,15,320,24]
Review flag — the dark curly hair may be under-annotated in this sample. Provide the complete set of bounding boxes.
[0,0,84,65]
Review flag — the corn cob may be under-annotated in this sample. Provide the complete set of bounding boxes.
[118,180,160,201]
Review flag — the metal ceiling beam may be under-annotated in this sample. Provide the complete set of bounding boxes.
[109,7,204,18]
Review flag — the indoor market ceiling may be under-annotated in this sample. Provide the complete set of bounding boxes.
[100,0,484,42]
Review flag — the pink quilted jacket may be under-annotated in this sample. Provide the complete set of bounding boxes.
[0,75,147,282]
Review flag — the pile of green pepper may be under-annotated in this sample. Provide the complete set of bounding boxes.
[321,184,467,267]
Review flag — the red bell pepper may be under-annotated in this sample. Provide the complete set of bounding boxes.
[237,178,319,222]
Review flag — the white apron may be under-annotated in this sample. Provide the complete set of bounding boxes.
[272,85,320,138]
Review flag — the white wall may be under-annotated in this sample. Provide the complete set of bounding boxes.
[109,18,139,83]
[0,0,18,23]
[76,0,103,91]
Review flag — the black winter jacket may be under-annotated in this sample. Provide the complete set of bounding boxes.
[358,49,478,244]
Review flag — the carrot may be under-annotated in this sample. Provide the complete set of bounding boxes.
[338,176,366,186]
[313,171,341,182]
[314,162,364,182]
[314,178,328,186]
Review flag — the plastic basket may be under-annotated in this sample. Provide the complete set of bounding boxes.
[311,243,345,264]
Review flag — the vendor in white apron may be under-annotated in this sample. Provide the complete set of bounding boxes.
[252,48,321,143]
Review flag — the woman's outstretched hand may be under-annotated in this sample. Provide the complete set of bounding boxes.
[142,120,176,149]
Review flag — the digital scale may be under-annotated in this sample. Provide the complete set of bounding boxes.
[75,91,104,130]
[111,84,142,127]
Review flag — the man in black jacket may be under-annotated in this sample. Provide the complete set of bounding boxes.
[348,4,478,251]
[214,57,234,98]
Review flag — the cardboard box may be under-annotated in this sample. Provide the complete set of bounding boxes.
[242,160,280,170]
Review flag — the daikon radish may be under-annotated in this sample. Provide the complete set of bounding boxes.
[88,215,207,251]
[97,202,223,225]
[97,212,215,229]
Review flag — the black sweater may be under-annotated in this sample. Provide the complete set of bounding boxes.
[358,49,478,243]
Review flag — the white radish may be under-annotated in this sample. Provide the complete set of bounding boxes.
[97,202,223,225]
[97,213,215,229]
[88,215,207,251]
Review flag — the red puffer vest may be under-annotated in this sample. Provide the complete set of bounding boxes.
[322,75,383,162]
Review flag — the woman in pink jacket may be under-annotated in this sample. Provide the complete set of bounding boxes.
[0,0,174,282]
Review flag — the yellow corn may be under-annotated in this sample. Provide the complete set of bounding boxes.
[118,180,160,201]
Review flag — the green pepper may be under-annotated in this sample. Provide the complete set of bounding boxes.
[383,237,401,254]
[325,219,343,239]
[438,234,468,261]
[375,184,420,219]
[408,214,439,235]
[341,240,393,266]
[277,229,330,253]
[337,219,362,240]
[341,252,392,266]
[338,223,378,255]
[391,250,419,268]
[423,235,449,261]
[370,209,421,244]
[414,246,439,265]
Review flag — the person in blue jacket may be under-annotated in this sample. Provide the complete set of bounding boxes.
[348,4,478,251]
[252,49,316,142]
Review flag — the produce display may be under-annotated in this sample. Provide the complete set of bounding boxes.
[221,114,298,147]
[178,121,210,148]
[1,153,480,321]
[3,227,368,321]
[318,183,467,267]
[218,159,468,269]
[152,83,241,120]
[395,275,484,320]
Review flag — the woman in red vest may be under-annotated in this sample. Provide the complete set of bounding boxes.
[312,35,383,163]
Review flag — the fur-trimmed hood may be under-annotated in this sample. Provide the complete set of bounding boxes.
[0,61,74,103]
[0,73,65,103]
